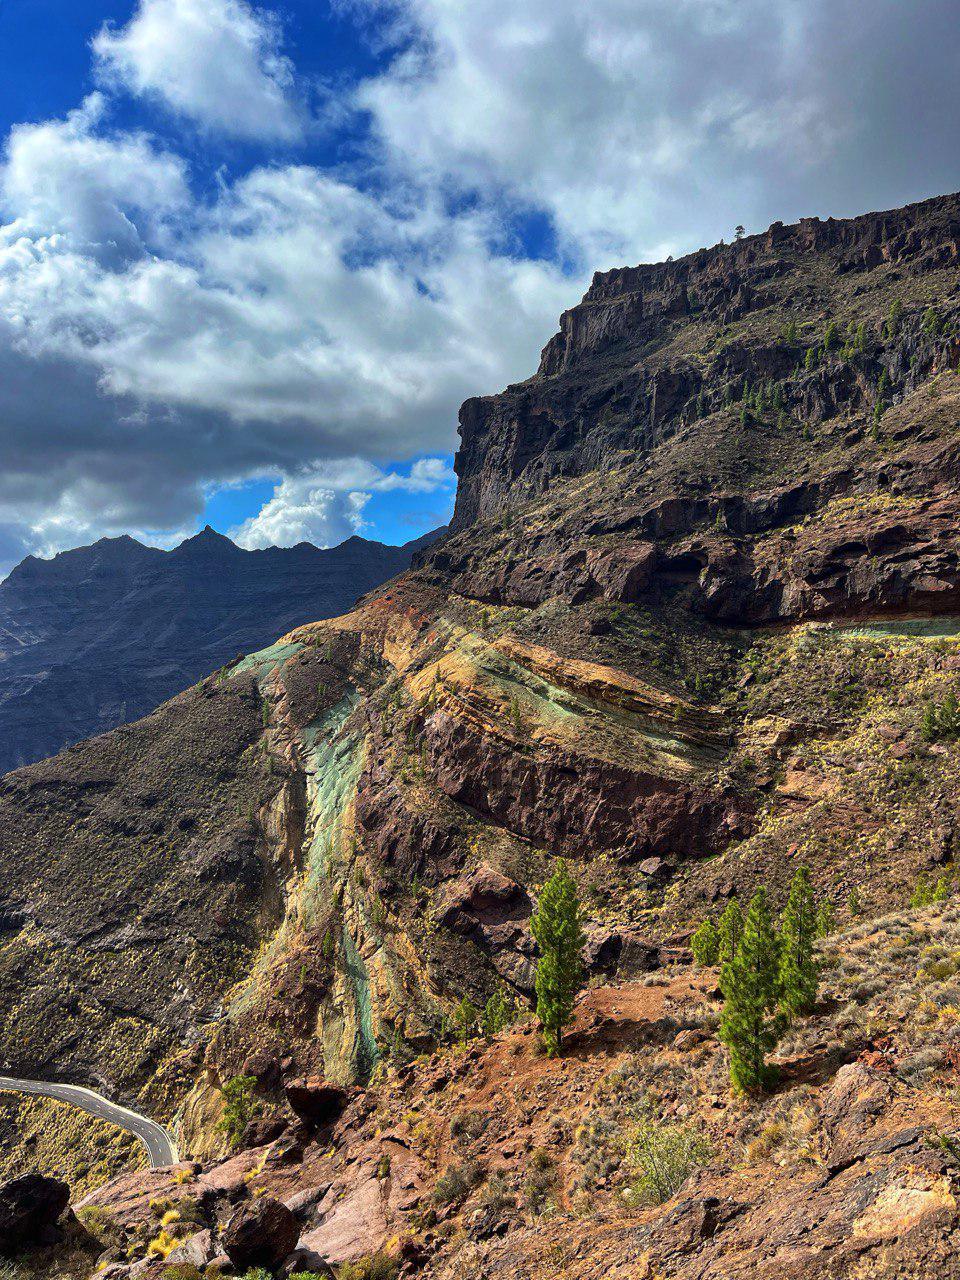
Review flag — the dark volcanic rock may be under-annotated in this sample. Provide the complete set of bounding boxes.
[0,526,443,774]
[221,1195,300,1270]
[284,1079,351,1128]
[0,1173,70,1252]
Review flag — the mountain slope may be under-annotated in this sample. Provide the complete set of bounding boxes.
[0,527,442,773]
[5,190,960,1277]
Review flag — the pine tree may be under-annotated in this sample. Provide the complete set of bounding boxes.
[217,1075,259,1147]
[532,860,584,1056]
[778,867,820,1021]
[719,888,780,1092]
[691,917,720,965]
[455,996,477,1044]
[480,989,511,1039]
[718,898,744,964]
[815,897,834,938]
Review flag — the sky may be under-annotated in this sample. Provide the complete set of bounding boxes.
[0,0,957,573]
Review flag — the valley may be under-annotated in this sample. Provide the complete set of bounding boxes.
[4,189,960,1278]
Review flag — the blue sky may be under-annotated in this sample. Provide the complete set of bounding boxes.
[0,0,956,570]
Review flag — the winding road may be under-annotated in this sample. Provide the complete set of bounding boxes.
[0,1075,178,1168]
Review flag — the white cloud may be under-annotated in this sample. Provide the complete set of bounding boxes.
[229,455,456,548]
[350,0,947,265]
[1,0,959,571]
[93,0,303,142]
[0,153,573,444]
[1,94,188,260]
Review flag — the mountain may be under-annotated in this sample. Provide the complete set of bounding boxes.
[0,526,444,774]
[6,191,960,1278]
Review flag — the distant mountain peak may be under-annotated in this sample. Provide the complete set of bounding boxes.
[174,525,242,557]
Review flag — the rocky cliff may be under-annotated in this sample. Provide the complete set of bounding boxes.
[6,190,960,1279]
[0,526,442,774]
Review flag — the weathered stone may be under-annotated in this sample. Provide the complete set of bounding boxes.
[0,1173,69,1253]
[284,1079,351,1128]
[221,1196,299,1271]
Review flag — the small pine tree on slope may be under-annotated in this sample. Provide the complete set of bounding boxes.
[718,898,744,963]
[778,866,820,1020]
[719,888,780,1092]
[532,860,584,1056]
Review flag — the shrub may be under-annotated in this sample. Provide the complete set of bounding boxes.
[912,872,956,909]
[77,1204,123,1247]
[816,897,834,938]
[480,988,512,1039]
[921,691,960,742]
[523,1149,558,1215]
[479,1171,513,1214]
[147,1230,178,1259]
[434,1156,485,1205]
[624,1116,713,1204]
[691,917,720,965]
[454,995,477,1044]
[923,306,942,336]
[450,1108,487,1139]
[162,1267,203,1280]
[175,1194,203,1225]
[217,1074,259,1147]
[336,1253,400,1280]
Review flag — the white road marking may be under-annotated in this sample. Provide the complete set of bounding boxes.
[0,1075,178,1167]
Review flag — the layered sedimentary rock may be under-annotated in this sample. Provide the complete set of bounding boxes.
[6,191,960,1278]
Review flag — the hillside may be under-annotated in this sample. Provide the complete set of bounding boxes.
[5,189,960,1279]
[0,527,442,774]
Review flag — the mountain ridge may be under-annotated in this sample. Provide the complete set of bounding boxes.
[0,525,445,773]
[6,187,960,1278]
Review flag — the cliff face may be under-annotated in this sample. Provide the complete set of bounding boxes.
[450,191,960,535]
[7,191,960,1278]
[0,527,441,774]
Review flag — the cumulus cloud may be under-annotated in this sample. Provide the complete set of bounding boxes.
[2,94,187,260]
[1,0,960,572]
[353,0,960,264]
[229,456,456,548]
[93,0,303,142]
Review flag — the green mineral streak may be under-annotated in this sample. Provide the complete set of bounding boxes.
[834,617,960,640]
[476,643,719,766]
[340,922,376,1081]
[301,694,378,1078]
[231,640,303,685]
[302,694,362,882]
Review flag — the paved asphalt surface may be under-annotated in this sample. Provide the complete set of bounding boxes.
[0,1075,178,1167]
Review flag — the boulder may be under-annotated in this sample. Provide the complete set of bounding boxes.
[284,1078,350,1127]
[221,1195,299,1271]
[0,1173,70,1252]
[241,1051,282,1091]
[164,1228,216,1269]
[281,1246,335,1277]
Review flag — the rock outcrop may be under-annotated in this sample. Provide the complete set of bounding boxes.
[221,1196,299,1271]
[7,189,960,1279]
[0,525,442,773]
[0,1173,69,1252]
